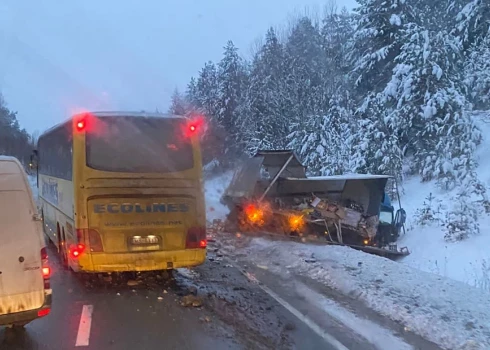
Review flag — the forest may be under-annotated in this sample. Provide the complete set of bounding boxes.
[171,0,490,240]
[0,94,33,167]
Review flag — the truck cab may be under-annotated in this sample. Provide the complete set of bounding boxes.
[376,192,406,246]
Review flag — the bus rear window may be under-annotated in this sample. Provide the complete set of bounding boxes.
[85,116,194,173]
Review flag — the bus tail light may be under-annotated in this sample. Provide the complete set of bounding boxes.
[88,229,104,252]
[72,229,87,258]
[41,247,50,289]
[185,227,207,249]
[70,244,85,259]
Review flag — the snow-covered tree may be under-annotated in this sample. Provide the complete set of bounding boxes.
[414,193,444,226]
[386,23,481,188]
[456,0,490,49]
[195,61,220,119]
[352,0,416,99]
[444,189,480,241]
[217,41,246,136]
[289,92,353,176]
[243,28,288,153]
[350,92,404,182]
[185,77,199,110]
[284,17,325,122]
[168,88,188,116]
[464,34,490,109]
[321,6,355,96]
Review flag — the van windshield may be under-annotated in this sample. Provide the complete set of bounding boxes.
[85,116,194,173]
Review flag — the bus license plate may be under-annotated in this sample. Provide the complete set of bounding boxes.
[131,236,159,245]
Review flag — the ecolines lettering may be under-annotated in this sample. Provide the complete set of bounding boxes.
[93,203,190,214]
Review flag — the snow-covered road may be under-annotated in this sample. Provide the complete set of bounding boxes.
[209,233,489,350]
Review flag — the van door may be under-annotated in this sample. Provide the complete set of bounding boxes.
[0,190,44,315]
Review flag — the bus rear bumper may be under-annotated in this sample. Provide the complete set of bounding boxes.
[78,249,206,273]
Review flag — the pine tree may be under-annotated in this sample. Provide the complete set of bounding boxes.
[464,31,490,109]
[0,94,31,165]
[321,6,355,96]
[456,0,490,50]
[352,0,416,99]
[386,22,481,188]
[217,40,245,137]
[444,189,480,241]
[350,93,404,181]
[244,28,288,153]
[195,61,220,119]
[185,77,199,111]
[289,92,353,176]
[284,17,325,123]
[168,88,188,115]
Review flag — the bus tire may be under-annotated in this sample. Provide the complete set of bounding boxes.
[59,229,69,270]
[158,269,173,281]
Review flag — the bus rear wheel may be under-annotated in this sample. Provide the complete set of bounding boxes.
[59,233,69,270]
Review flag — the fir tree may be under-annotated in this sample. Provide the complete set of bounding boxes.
[244,28,288,152]
[195,61,220,119]
[456,0,490,50]
[464,34,490,109]
[352,0,416,99]
[284,17,325,122]
[217,40,245,136]
[168,88,188,116]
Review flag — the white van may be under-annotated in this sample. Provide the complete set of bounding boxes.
[0,156,52,328]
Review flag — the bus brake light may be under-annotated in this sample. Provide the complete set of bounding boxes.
[76,120,86,131]
[186,227,207,249]
[70,244,85,258]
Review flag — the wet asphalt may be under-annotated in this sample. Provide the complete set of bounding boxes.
[0,242,336,350]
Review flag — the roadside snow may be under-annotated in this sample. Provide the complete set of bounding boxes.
[231,238,490,350]
[293,282,413,350]
[398,113,490,291]
[28,175,38,199]
[204,171,234,223]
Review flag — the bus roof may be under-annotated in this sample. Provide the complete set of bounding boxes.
[39,111,186,139]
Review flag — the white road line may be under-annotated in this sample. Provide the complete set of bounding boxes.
[75,305,94,347]
[237,264,349,350]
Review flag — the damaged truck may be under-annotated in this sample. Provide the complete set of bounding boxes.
[221,150,409,258]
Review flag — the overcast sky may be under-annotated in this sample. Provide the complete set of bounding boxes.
[0,0,357,134]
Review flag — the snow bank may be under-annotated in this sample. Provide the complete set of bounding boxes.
[398,112,490,290]
[233,238,490,350]
[204,171,234,223]
[28,175,38,199]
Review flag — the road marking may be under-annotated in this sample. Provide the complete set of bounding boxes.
[75,305,94,347]
[236,264,349,350]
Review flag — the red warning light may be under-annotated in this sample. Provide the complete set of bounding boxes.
[183,115,205,138]
[76,120,86,131]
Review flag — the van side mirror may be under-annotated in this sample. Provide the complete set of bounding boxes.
[394,208,406,228]
[30,150,39,170]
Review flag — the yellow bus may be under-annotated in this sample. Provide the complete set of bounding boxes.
[32,111,206,274]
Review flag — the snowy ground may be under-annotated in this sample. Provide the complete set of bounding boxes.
[398,112,490,291]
